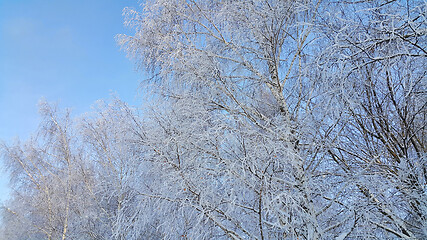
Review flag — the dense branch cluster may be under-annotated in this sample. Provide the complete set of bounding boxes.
[1,0,426,239]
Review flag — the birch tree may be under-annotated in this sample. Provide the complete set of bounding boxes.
[118,0,332,239]
[317,0,426,238]
[118,0,426,239]
[0,102,99,240]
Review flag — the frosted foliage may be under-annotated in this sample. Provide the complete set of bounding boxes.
[1,0,426,239]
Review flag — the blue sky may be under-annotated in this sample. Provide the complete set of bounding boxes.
[0,0,143,204]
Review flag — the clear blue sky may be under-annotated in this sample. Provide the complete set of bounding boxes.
[0,0,143,205]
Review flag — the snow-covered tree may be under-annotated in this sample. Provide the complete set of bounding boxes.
[1,0,425,239]
[117,0,426,239]
[0,101,100,239]
[117,0,335,239]
[317,0,426,238]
